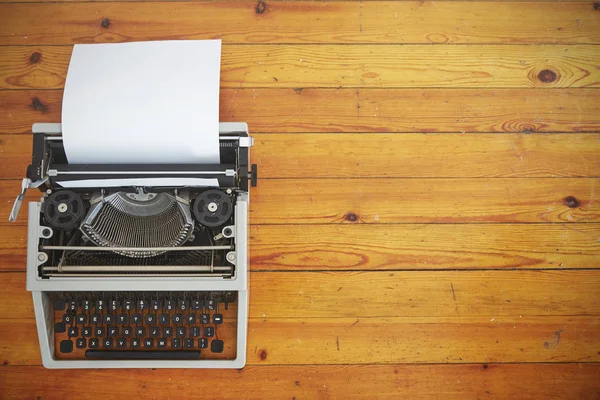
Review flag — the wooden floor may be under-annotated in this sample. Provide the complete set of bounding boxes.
[1,0,600,398]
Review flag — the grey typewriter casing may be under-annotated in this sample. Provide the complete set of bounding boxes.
[22,122,252,369]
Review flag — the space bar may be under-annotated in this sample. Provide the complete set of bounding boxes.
[85,350,201,360]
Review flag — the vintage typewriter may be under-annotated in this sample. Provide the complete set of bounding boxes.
[10,122,256,368]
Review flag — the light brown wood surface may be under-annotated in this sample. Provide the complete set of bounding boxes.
[2,45,600,89]
[2,88,600,134]
[0,0,599,398]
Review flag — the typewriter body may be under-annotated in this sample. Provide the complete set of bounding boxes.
[11,122,256,368]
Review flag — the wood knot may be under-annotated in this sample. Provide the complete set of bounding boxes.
[31,97,48,113]
[29,52,41,64]
[483,364,488,370]
[594,2,600,10]
[564,196,580,208]
[100,18,111,29]
[538,69,557,83]
[255,0,267,14]
[293,88,304,94]
[344,212,358,222]
[259,349,267,360]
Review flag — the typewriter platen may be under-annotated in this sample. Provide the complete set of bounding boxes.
[10,122,256,368]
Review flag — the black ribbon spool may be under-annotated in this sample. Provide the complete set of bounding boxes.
[43,190,86,230]
[193,190,233,228]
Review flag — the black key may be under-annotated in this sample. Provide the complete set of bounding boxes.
[176,327,186,337]
[117,314,128,324]
[191,299,202,310]
[172,314,183,324]
[200,314,210,324]
[211,339,224,353]
[76,338,87,349]
[60,340,73,353]
[104,314,115,324]
[151,300,161,310]
[95,327,105,337]
[109,300,120,312]
[54,322,66,333]
[117,338,127,348]
[77,314,87,324]
[183,338,194,349]
[68,301,78,311]
[159,314,170,325]
[157,338,167,348]
[190,326,200,337]
[131,338,140,349]
[178,300,188,311]
[96,299,105,311]
[91,314,100,324]
[54,299,66,310]
[136,327,146,337]
[86,350,201,360]
[213,314,223,324]
[103,338,113,348]
[144,338,154,348]
[89,338,99,349]
[82,326,92,337]
[124,300,134,311]
[131,314,142,324]
[150,327,160,337]
[163,327,173,337]
[145,314,156,324]
[198,338,208,348]
[207,299,216,310]
[186,314,196,325]
[123,326,133,337]
[137,299,147,310]
[68,326,78,337]
[108,327,119,337]
[63,313,73,324]
[204,327,215,337]
[82,300,91,311]
[171,338,181,349]
[165,300,175,311]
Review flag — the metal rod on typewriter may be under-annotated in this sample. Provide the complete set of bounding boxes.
[42,245,232,251]
[42,266,232,272]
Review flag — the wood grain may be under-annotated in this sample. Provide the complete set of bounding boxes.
[2,45,599,89]
[0,2,598,44]
[3,133,600,180]
[1,89,600,134]
[3,270,600,319]
[1,178,597,225]
[2,223,599,272]
[0,365,599,400]
[1,316,598,365]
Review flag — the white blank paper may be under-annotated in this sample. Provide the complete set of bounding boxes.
[62,40,222,165]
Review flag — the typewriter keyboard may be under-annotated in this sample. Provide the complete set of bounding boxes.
[50,291,238,360]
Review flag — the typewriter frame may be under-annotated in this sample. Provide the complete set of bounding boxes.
[25,122,251,369]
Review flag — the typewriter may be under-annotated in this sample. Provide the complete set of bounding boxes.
[10,122,256,368]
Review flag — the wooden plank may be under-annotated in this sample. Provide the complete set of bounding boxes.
[1,89,600,134]
[1,316,598,365]
[1,365,599,400]
[1,178,598,225]
[3,133,600,180]
[2,223,600,272]
[2,45,600,89]
[3,270,600,319]
[0,2,598,44]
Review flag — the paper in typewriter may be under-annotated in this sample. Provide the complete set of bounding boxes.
[62,40,222,165]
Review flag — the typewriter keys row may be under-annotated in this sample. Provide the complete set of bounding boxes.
[51,291,238,361]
